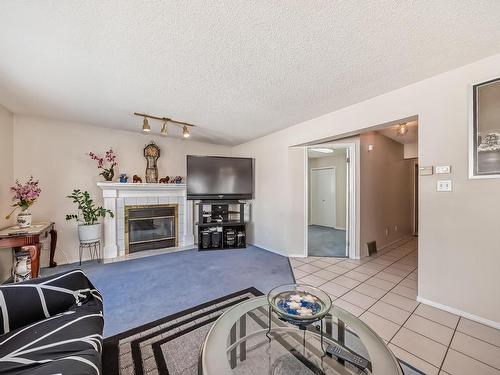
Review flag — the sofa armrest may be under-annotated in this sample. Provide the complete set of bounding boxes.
[0,269,102,335]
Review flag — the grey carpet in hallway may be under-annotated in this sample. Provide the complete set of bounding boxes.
[308,225,347,257]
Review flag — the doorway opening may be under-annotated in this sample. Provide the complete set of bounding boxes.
[359,120,419,254]
[306,143,356,258]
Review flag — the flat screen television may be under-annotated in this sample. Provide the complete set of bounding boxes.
[187,155,253,200]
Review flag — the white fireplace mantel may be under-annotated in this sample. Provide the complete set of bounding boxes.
[97,182,194,258]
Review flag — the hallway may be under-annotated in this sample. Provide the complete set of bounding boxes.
[308,224,347,257]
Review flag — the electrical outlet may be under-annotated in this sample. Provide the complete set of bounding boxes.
[385,227,389,236]
[437,180,452,192]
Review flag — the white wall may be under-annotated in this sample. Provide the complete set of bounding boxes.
[0,105,14,281]
[233,53,500,325]
[12,116,231,264]
[308,151,347,229]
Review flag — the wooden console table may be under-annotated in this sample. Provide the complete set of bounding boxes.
[0,222,57,278]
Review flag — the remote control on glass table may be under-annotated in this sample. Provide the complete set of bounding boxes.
[326,343,371,371]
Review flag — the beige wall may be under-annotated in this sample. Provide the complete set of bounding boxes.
[12,116,231,264]
[308,151,347,229]
[233,53,500,325]
[360,132,413,254]
[0,105,14,282]
[404,142,418,159]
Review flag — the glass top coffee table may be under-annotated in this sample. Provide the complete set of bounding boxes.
[199,295,403,375]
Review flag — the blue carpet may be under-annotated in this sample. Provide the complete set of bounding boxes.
[308,225,347,257]
[42,246,294,337]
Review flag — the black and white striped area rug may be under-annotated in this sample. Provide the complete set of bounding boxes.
[103,288,424,375]
[102,287,263,375]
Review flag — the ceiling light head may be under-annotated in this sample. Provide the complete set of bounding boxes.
[142,117,151,132]
[396,122,408,136]
[160,121,168,136]
[183,125,190,138]
[311,148,334,153]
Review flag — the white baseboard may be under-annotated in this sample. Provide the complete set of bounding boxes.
[416,296,500,330]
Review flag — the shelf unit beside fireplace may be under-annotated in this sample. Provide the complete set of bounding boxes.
[195,201,247,251]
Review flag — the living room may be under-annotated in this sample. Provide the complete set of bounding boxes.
[1,2,500,375]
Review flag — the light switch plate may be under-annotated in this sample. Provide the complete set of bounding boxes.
[436,165,451,174]
[419,166,433,176]
[437,180,452,192]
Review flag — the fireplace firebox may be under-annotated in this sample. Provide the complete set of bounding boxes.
[125,204,178,253]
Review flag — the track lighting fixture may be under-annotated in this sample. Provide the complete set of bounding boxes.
[160,121,168,136]
[142,117,151,132]
[183,125,190,138]
[134,112,196,138]
[396,122,408,136]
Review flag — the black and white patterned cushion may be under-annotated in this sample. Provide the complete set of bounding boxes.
[0,270,104,375]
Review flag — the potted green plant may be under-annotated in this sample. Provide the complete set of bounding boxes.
[66,189,114,242]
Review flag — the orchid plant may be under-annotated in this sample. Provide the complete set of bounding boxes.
[89,148,117,181]
[5,176,41,220]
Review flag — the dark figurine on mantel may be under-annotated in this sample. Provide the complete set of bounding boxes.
[144,142,160,183]
[159,177,169,183]
[133,175,142,183]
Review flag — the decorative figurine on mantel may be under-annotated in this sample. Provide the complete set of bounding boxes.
[159,176,169,183]
[144,142,160,183]
[133,175,142,183]
[88,148,118,181]
[5,176,41,228]
[119,174,128,183]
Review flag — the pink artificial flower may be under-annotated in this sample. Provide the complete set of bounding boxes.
[9,176,41,209]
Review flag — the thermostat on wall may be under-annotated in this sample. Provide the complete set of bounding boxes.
[419,166,433,176]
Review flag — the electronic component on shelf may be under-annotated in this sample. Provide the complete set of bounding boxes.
[200,229,211,249]
[225,229,236,246]
[211,230,222,248]
[237,231,245,247]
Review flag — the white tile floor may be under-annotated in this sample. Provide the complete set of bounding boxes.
[290,237,500,375]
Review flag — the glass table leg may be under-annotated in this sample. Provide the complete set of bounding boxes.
[230,323,237,369]
[240,314,247,361]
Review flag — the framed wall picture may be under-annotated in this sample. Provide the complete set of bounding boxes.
[469,77,500,178]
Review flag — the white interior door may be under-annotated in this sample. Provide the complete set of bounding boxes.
[311,168,336,227]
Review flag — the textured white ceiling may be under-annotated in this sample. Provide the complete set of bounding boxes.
[1,1,500,145]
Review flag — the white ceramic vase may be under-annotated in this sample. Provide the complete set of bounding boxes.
[17,212,32,228]
[78,223,101,243]
[14,255,31,282]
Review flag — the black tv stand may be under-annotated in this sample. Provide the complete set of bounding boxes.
[195,200,247,251]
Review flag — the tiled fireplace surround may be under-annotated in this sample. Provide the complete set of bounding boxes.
[97,182,194,259]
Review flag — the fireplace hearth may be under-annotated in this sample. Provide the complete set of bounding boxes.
[125,204,178,253]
